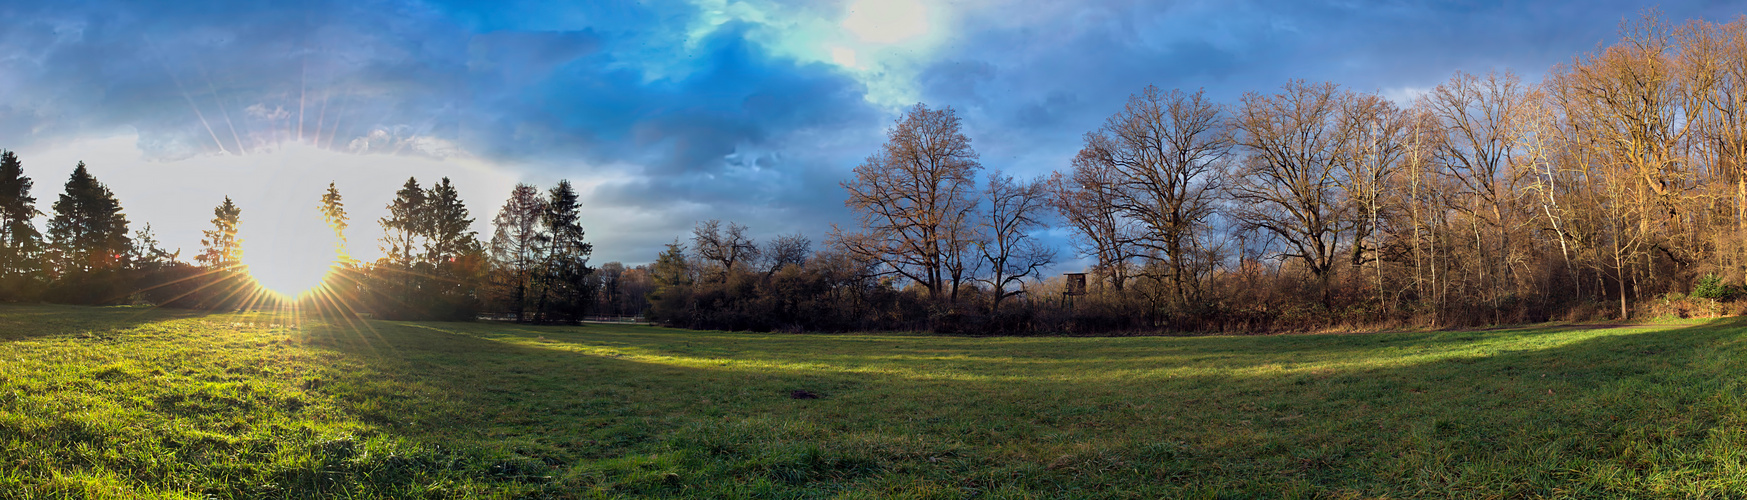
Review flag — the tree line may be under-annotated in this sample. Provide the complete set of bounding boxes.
[649,14,1747,333]
[7,13,1745,333]
[0,150,645,322]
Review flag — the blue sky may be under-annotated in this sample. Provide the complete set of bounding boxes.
[0,0,1740,287]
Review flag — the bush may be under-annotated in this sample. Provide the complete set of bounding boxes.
[1691,273,1738,301]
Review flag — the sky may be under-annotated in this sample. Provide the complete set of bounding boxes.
[1,0,1742,291]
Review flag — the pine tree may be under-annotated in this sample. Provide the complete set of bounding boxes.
[534,180,594,321]
[319,181,351,266]
[374,177,429,317]
[197,197,242,269]
[129,224,176,270]
[0,151,42,289]
[423,177,478,264]
[489,184,547,321]
[417,177,484,319]
[379,177,426,268]
[47,162,129,275]
[651,240,690,287]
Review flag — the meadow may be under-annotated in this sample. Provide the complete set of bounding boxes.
[2,304,1746,498]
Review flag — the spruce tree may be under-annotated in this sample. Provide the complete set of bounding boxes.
[0,151,42,288]
[534,180,593,321]
[197,197,242,269]
[416,177,484,319]
[374,177,428,317]
[379,177,426,268]
[319,181,350,266]
[423,177,477,264]
[489,184,547,321]
[47,162,129,275]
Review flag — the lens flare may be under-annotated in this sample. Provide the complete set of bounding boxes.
[242,205,338,300]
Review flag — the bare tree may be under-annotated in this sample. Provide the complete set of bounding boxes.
[1555,16,1714,286]
[489,184,547,321]
[1228,81,1358,302]
[1684,18,1747,280]
[1048,153,1138,291]
[835,103,981,305]
[1338,93,1412,272]
[975,172,1055,313]
[1423,70,1532,316]
[1077,86,1231,306]
[762,233,812,273]
[692,219,758,280]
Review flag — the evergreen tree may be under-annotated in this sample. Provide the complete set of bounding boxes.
[646,240,692,324]
[197,197,243,269]
[379,177,426,268]
[418,177,483,320]
[129,224,176,271]
[319,181,351,266]
[489,184,547,321]
[0,151,42,294]
[47,162,130,275]
[651,240,691,287]
[534,180,594,321]
[423,177,478,264]
[375,177,429,317]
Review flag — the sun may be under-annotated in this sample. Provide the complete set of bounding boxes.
[242,205,339,300]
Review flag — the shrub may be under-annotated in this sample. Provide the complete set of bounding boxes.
[1691,273,1738,301]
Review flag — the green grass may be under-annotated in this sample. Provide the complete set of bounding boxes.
[3,304,1747,498]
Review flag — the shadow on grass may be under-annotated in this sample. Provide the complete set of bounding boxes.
[0,303,209,342]
[263,314,1747,497]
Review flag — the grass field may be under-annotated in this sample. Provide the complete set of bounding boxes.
[2,304,1746,498]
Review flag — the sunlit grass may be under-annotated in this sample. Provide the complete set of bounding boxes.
[3,304,1747,497]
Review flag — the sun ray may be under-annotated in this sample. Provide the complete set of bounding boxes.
[314,89,329,149]
[298,57,307,143]
[195,60,249,156]
[147,41,230,155]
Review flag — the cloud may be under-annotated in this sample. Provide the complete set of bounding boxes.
[0,0,890,264]
[4,0,1744,268]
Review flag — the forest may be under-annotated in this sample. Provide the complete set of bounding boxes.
[647,15,1747,333]
[2,15,1746,334]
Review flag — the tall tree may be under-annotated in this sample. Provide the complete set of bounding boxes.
[0,151,42,291]
[423,177,478,265]
[1424,70,1531,318]
[413,177,486,319]
[319,181,351,266]
[836,103,981,305]
[1549,15,1713,316]
[534,180,593,322]
[1048,151,1139,291]
[1076,86,1231,306]
[47,162,130,276]
[974,172,1055,314]
[1228,81,1357,303]
[489,183,548,321]
[692,219,758,280]
[379,177,427,268]
[196,197,243,270]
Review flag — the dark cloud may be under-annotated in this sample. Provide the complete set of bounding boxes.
[4,0,1742,265]
[916,0,1745,181]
